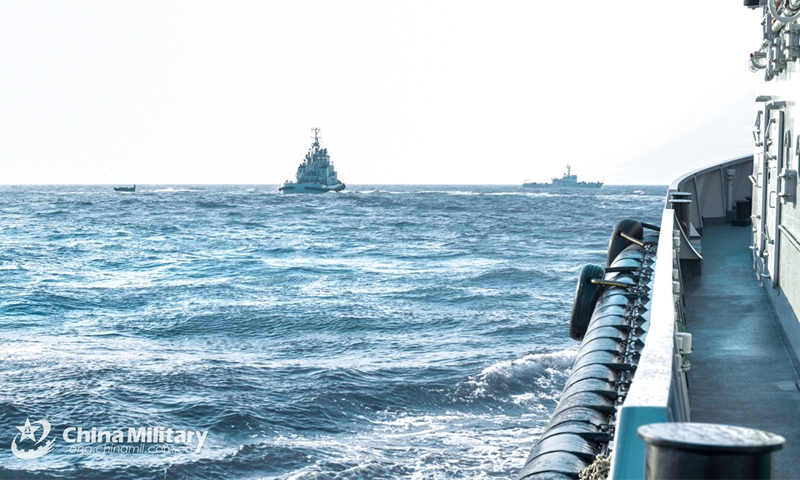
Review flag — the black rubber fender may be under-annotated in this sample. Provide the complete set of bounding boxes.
[579,326,629,345]
[607,257,644,269]
[599,289,647,301]
[613,248,646,261]
[569,264,605,341]
[563,364,618,390]
[583,319,637,337]
[560,378,617,401]
[551,392,616,416]
[590,304,629,319]
[594,298,648,316]
[593,294,634,308]
[547,406,610,429]
[537,421,609,444]
[570,350,625,372]
[528,433,600,461]
[518,451,588,479]
[607,218,643,266]
[606,271,640,283]
[576,337,626,357]
[553,391,615,413]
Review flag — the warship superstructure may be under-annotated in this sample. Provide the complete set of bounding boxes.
[522,164,603,188]
[279,128,346,194]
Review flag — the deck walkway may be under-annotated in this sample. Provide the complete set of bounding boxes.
[683,224,800,479]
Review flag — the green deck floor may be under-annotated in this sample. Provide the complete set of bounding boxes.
[684,224,800,479]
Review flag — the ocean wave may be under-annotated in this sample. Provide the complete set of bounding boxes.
[196,201,238,209]
[37,209,70,216]
[0,184,666,479]
[453,350,576,406]
[278,410,544,479]
[417,190,480,196]
[151,187,199,193]
[470,266,562,286]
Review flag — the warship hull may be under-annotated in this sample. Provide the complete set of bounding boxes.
[521,182,602,188]
[278,182,346,194]
[522,164,602,188]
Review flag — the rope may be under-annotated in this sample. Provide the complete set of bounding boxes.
[579,454,611,480]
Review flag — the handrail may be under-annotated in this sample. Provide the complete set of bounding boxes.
[669,155,754,191]
[609,209,689,479]
[668,155,754,237]
[668,188,703,261]
[779,224,800,252]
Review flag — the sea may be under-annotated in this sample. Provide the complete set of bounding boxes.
[0,184,665,479]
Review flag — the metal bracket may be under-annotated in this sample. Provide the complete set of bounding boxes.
[785,130,792,168]
[778,168,798,202]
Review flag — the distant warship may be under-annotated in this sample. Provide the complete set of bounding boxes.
[279,128,346,193]
[522,164,602,188]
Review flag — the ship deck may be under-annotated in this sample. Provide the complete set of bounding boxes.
[683,224,800,478]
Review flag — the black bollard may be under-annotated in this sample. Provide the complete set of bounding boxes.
[637,423,784,479]
[733,199,752,226]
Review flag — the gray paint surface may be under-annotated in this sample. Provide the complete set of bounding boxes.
[684,224,800,479]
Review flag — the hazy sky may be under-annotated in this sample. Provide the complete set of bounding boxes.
[0,1,762,185]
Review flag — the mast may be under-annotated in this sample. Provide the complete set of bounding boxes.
[312,127,321,148]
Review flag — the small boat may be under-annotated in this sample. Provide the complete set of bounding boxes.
[279,128,345,194]
[113,185,135,192]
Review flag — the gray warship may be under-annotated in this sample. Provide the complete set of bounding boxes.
[279,128,346,194]
[522,164,603,188]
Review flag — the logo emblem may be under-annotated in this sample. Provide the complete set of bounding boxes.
[11,418,56,459]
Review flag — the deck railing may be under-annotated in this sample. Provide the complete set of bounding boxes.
[609,155,754,479]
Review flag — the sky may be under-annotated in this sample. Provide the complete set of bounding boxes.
[0,1,764,185]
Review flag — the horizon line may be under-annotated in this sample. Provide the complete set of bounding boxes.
[0,182,669,187]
